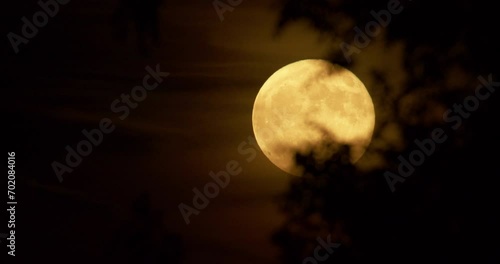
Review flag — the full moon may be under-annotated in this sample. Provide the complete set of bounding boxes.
[252,59,375,176]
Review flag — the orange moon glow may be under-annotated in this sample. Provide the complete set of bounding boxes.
[252,59,375,176]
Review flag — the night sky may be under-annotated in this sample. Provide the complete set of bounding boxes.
[3,0,500,263]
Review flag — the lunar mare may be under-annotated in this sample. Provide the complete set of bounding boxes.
[252,59,375,176]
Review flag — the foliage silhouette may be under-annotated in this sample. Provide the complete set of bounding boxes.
[272,0,500,262]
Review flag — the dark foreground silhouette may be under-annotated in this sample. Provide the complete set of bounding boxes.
[272,1,500,262]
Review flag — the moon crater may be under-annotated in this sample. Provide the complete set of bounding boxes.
[252,59,375,176]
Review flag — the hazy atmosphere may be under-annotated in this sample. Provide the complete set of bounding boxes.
[3,0,500,263]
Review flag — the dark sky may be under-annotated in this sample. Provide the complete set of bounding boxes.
[4,0,500,263]
[3,0,339,263]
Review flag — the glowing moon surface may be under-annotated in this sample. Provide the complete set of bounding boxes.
[252,59,375,176]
